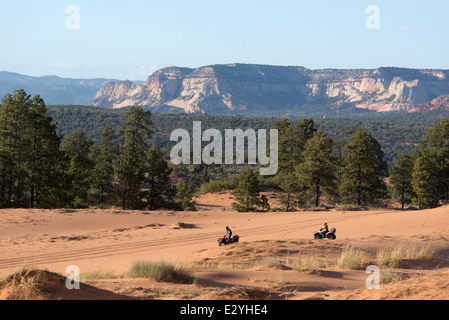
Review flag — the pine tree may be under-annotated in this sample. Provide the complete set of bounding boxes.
[145,144,173,210]
[421,118,449,203]
[277,170,300,211]
[390,154,414,209]
[411,153,436,210]
[91,124,117,206]
[260,194,270,212]
[176,175,197,211]
[275,118,316,173]
[41,151,73,209]
[28,96,64,208]
[62,131,94,208]
[275,118,317,210]
[0,90,63,208]
[298,118,317,146]
[0,90,34,207]
[296,131,337,207]
[340,130,388,206]
[117,107,153,210]
[232,168,260,212]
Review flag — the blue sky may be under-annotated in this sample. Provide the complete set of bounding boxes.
[0,0,448,80]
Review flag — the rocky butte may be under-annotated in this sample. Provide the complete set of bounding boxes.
[89,64,449,116]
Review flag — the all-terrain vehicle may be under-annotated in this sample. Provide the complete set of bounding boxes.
[314,228,337,240]
[218,235,240,246]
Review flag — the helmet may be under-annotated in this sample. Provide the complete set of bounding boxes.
[324,222,328,226]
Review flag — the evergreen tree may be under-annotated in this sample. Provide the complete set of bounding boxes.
[275,118,316,172]
[0,90,63,208]
[25,94,63,208]
[117,107,153,210]
[390,154,414,209]
[275,118,317,210]
[175,175,197,211]
[411,152,437,210]
[277,170,300,211]
[62,131,94,208]
[340,130,388,206]
[260,194,270,212]
[145,144,173,210]
[296,131,337,207]
[91,124,117,206]
[41,151,73,209]
[298,118,318,146]
[232,168,260,212]
[0,90,34,207]
[421,118,449,203]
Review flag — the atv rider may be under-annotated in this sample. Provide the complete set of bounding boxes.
[319,223,329,237]
[225,226,233,244]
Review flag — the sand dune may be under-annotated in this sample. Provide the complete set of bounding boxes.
[0,192,448,300]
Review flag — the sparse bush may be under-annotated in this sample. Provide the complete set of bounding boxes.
[177,222,185,228]
[381,270,406,284]
[126,260,194,284]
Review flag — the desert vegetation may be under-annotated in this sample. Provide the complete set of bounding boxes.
[125,260,195,284]
[1,238,446,301]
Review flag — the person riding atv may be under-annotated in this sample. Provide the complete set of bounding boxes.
[218,227,240,246]
[225,226,232,244]
[314,222,337,240]
[319,223,329,237]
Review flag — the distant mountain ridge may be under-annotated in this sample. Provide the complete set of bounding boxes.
[89,64,449,116]
[0,71,118,105]
[3,66,449,117]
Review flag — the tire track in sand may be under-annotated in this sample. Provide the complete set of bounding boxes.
[0,211,386,270]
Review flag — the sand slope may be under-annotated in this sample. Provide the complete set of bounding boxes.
[0,193,448,300]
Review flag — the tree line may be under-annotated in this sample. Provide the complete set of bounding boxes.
[231,117,449,212]
[1,90,448,212]
[0,90,196,210]
[46,105,447,164]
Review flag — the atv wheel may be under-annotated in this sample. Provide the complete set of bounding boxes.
[314,234,321,240]
[327,233,336,240]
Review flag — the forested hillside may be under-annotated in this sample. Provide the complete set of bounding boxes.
[47,105,449,163]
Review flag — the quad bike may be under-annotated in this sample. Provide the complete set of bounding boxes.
[314,228,337,240]
[218,235,240,246]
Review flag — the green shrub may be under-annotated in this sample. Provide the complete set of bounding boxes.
[197,176,239,194]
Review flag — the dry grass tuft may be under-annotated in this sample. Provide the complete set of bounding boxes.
[337,246,372,270]
[255,259,285,269]
[126,260,195,284]
[376,245,436,268]
[0,268,66,300]
[292,256,331,274]
[210,286,271,300]
[79,269,118,281]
